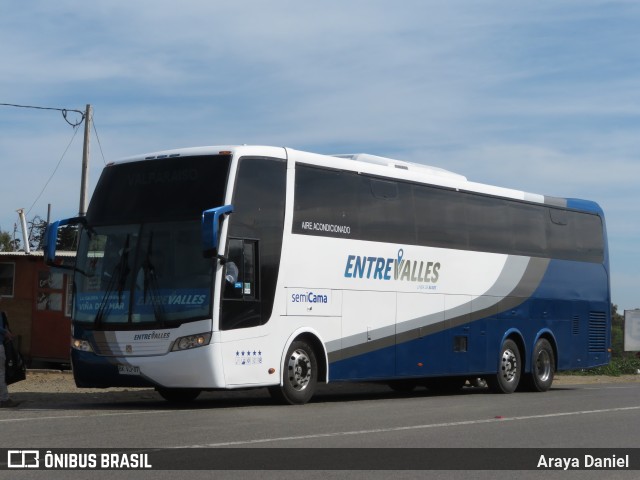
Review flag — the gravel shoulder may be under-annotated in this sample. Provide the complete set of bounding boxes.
[6,370,640,408]
[11,370,132,394]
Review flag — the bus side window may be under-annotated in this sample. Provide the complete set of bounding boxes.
[223,238,258,300]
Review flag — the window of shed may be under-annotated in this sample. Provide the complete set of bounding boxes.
[0,263,15,297]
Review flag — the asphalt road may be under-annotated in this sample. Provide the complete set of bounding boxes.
[1,379,639,480]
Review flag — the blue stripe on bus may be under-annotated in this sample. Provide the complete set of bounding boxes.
[329,258,610,382]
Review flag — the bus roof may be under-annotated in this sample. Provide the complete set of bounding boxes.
[110,145,602,213]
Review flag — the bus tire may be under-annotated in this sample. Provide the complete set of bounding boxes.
[487,339,521,394]
[156,388,201,403]
[521,338,555,392]
[269,340,318,405]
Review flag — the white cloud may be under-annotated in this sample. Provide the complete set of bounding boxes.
[1,0,639,308]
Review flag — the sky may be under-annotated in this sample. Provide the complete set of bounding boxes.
[0,1,638,311]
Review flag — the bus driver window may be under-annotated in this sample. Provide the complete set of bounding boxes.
[223,238,257,300]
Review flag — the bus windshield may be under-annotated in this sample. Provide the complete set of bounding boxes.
[74,220,214,325]
[72,154,231,326]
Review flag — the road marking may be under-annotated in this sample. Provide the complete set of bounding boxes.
[0,410,172,423]
[179,405,640,447]
[583,386,638,390]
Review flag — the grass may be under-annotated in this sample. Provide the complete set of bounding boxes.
[564,356,640,376]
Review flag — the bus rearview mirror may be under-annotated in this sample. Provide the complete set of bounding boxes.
[201,204,234,258]
[43,216,84,265]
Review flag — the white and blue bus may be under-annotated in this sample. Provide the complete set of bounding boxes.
[45,146,611,404]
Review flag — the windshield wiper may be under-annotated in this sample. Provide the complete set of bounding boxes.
[95,235,131,325]
[140,232,167,323]
[116,235,131,304]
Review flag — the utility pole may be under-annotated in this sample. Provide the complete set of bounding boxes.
[79,104,92,216]
[16,208,30,254]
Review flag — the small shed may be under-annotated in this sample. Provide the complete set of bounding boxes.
[0,251,75,364]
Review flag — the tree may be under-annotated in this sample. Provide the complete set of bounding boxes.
[28,215,48,251]
[26,215,78,252]
[1,215,77,253]
[56,225,78,251]
[0,230,19,252]
[611,304,628,358]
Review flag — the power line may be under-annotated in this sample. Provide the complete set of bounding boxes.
[92,116,107,165]
[3,102,103,218]
[0,102,85,127]
[26,124,82,218]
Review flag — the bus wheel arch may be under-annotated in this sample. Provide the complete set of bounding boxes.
[487,334,524,394]
[269,332,326,405]
[296,332,328,384]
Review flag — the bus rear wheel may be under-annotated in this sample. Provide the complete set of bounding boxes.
[487,339,521,394]
[156,388,201,403]
[521,338,555,392]
[269,340,318,405]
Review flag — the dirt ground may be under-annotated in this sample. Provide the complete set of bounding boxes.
[7,370,640,402]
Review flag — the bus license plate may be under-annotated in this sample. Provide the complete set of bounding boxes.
[117,364,140,376]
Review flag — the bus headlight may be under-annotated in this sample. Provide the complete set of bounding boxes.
[171,333,211,352]
[71,338,94,352]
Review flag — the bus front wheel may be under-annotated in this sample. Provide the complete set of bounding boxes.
[269,340,318,405]
[487,339,521,394]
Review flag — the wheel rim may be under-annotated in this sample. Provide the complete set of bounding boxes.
[287,349,312,391]
[534,349,552,382]
[500,348,518,383]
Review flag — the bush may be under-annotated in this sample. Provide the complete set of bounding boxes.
[564,356,640,376]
